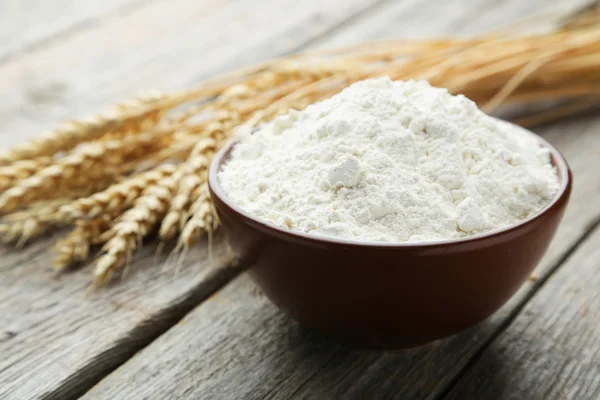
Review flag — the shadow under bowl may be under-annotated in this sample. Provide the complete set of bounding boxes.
[208,126,572,349]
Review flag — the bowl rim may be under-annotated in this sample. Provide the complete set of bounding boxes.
[208,121,572,248]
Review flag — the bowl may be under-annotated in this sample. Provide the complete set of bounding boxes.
[208,125,572,349]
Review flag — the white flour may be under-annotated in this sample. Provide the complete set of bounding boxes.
[219,78,560,243]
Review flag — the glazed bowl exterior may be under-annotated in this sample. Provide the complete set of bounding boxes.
[208,127,572,348]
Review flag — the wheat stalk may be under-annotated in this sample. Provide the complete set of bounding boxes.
[139,133,201,165]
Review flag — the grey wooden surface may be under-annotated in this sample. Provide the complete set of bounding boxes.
[1,0,599,399]
[0,0,146,62]
[445,226,600,400]
[81,115,600,400]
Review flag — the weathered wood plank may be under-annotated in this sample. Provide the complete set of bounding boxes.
[0,0,383,145]
[309,0,590,49]
[0,234,240,400]
[81,0,600,398]
[444,224,600,400]
[0,1,390,399]
[83,273,331,400]
[0,0,150,62]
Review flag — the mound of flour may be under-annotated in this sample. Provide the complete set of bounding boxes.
[219,78,559,243]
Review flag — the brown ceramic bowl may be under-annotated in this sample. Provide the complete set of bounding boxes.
[208,125,572,349]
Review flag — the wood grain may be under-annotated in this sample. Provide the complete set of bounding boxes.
[309,0,590,49]
[0,234,242,400]
[0,0,150,62]
[80,113,600,400]
[0,0,391,399]
[0,0,384,146]
[444,225,600,400]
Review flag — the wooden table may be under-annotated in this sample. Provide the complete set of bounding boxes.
[1,1,599,399]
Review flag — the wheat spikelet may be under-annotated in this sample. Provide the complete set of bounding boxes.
[157,116,243,242]
[0,200,67,246]
[0,127,176,214]
[0,93,173,166]
[94,169,184,285]
[179,183,218,249]
[59,164,177,221]
[0,157,53,193]
[155,118,234,242]
[54,216,114,271]
[0,219,48,247]
[159,138,219,241]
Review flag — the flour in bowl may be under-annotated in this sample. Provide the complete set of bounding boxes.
[219,78,560,243]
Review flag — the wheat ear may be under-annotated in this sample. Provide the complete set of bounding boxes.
[0,92,172,165]
[159,138,218,240]
[0,127,176,214]
[59,164,177,221]
[179,183,218,249]
[0,200,67,246]
[54,216,115,271]
[94,168,184,285]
